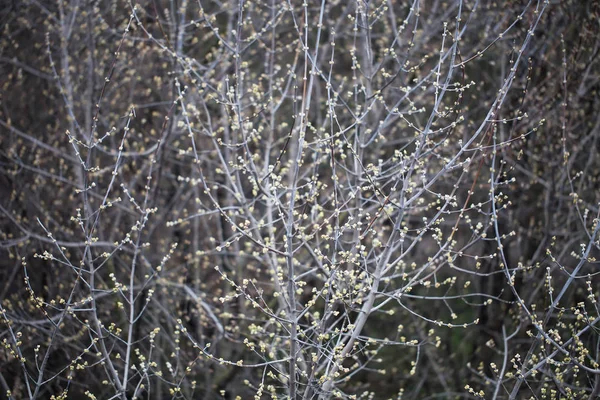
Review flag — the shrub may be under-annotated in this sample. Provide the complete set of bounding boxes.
[1,0,599,399]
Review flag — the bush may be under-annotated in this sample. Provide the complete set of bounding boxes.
[1,0,599,399]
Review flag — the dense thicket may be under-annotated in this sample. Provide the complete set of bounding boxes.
[1,0,600,399]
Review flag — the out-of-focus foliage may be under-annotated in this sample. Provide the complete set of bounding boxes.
[1,0,600,399]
